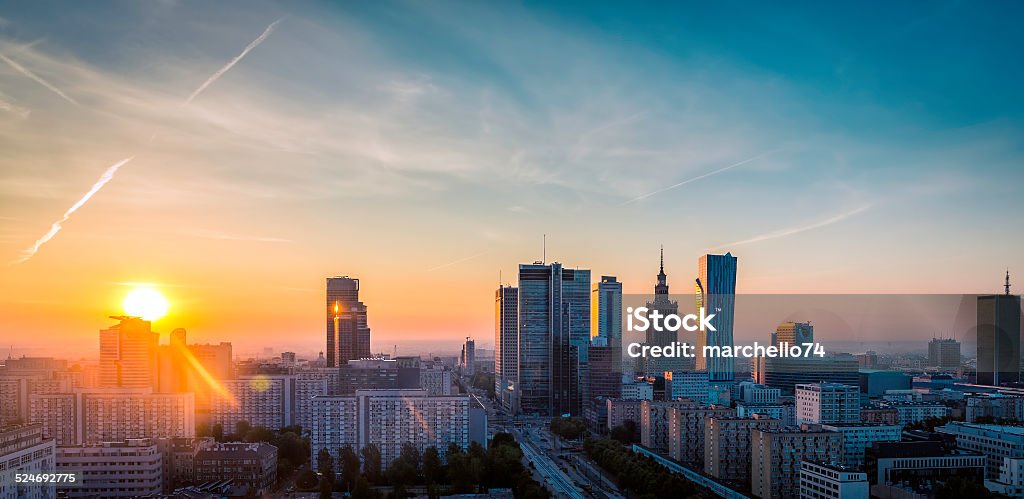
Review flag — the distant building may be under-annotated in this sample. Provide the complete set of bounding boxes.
[643,250,684,375]
[977,273,1021,386]
[326,276,372,368]
[860,407,899,426]
[194,442,278,496]
[928,338,961,369]
[736,403,795,426]
[966,393,1024,422]
[591,275,623,361]
[621,378,653,400]
[310,389,471,468]
[56,438,163,498]
[772,322,813,349]
[858,369,911,398]
[696,253,737,383]
[754,354,859,395]
[460,338,475,376]
[877,402,950,426]
[705,415,781,483]
[211,376,293,431]
[795,383,859,425]
[99,316,159,389]
[0,423,56,499]
[800,461,868,499]
[736,381,781,405]
[750,426,843,499]
[28,389,195,446]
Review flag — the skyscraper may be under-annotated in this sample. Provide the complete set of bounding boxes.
[772,322,813,349]
[644,248,683,375]
[460,338,475,375]
[977,271,1021,386]
[518,262,590,416]
[494,285,518,413]
[592,275,623,369]
[99,316,159,389]
[326,276,371,367]
[696,253,737,383]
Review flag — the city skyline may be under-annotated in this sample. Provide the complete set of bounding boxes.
[3,1,1024,356]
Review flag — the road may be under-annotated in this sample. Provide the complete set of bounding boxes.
[514,427,587,499]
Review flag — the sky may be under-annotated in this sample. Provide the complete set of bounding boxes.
[1,1,1022,359]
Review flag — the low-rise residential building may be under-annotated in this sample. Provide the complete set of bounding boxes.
[56,438,163,498]
[0,423,57,499]
[820,423,902,467]
[799,461,868,499]
[194,442,278,496]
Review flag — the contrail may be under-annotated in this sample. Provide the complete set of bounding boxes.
[620,151,775,205]
[714,204,871,249]
[427,251,488,272]
[185,18,284,104]
[12,156,134,265]
[0,54,79,106]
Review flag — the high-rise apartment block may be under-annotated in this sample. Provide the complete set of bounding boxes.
[0,423,56,499]
[751,426,843,499]
[795,383,860,424]
[494,285,518,414]
[310,389,471,468]
[99,316,159,389]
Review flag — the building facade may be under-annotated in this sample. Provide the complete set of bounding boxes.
[56,439,163,498]
[0,424,56,499]
[796,383,860,425]
[695,253,737,383]
[750,427,843,499]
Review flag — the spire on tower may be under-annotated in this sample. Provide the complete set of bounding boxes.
[1007,269,1012,295]
[660,245,664,274]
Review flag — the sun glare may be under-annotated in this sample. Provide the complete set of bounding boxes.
[122,287,170,321]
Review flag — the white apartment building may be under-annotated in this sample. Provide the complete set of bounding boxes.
[420,367,453,396]
[56,438,162,498]
[800,461,868,499]
[0,424,56,499]
[28,389,194,445]
[937,422,1024,482]
[796,383,860,425]
[310,389,471,468]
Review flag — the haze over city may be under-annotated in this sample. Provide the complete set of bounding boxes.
[2,1,1023,357]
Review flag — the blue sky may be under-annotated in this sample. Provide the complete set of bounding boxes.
[0,1,1022,354]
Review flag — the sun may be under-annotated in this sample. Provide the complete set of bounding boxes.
[122,287,170,321]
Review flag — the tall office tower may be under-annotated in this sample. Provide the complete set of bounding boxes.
[695,253,737,382]
[518,262,591,417]
[751,427,843,499]
[460,338,475,375]
[796,382,860,424]
[977,271,1021,386]
[326,276,372,368]
[592,276,623,342]
[644,250,682,375]
[494,285,518,414]
[772,322,813,348]
[927,338,961,369]
[99,316,159,389]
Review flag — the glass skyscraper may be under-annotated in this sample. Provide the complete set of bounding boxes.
[696,252,737,383]
[494,285,519,413]
[977,273,1021,386]
[326,276,371,367]
[518,262,591,416]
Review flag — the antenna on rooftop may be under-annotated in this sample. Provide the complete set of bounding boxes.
[543,234,546,264]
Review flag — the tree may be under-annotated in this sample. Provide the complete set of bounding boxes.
[399,442,421,476]
[935,476,993,499]
[211,423,224,442]
[422,447,443,485]
[234,420,252,440]
[351,476,374,499]
[243,425,275,443]
[361,444,382,484]
[340,446,361,491]
[549,416,587,440]
[317,448,335,499]
[610,420,639,444]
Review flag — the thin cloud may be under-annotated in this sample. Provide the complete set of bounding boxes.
[185,18,284,104]
[715,204,872,249]
[0,96,30,117]
[188,229,292,243]
[0,53,79,106]
[620,151,776,205]
[12,156,134,265]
